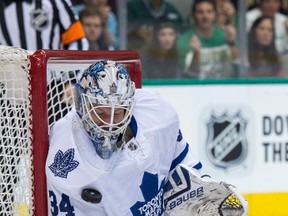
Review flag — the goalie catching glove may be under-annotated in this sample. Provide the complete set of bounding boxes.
[164,164,248,216]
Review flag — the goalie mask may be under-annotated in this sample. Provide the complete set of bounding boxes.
[74,60,135,159]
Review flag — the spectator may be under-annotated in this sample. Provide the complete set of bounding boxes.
[246,0,288,55]
[127,0,183,51]
[141,22,180,79]
[216,0,238,28]
[248,16,285,77]
[0,0,88,50]
[72,0,119,49]
[79,7,114,50]
[177,0,239,79]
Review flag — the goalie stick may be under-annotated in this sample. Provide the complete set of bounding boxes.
[163,164,248,216]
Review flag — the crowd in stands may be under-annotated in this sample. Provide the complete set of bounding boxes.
[177,0,239,79]
[1,0,288,79]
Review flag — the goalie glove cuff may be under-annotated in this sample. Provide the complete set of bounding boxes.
[164,164,248,216]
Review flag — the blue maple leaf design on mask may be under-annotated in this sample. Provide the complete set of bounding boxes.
[49,148,79,178]
[130,172,166,216]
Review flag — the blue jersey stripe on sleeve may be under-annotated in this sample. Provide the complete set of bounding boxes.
[169,143,189,171]
[177,130,183,142]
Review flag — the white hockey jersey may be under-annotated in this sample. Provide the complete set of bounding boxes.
[46,89,202,216]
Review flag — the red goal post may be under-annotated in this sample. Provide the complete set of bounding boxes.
[0,45,142,216]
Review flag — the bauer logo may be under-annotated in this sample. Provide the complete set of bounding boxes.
[206,112,248,169]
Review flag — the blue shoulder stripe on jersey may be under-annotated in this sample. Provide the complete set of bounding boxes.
[169,143,189,171]
[193,162,202,170]
[129,115,137,137]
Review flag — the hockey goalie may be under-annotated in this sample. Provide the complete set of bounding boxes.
[164,164,248,216]
[45,60,248,216]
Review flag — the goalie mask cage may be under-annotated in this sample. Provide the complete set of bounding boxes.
[0,45,142,216]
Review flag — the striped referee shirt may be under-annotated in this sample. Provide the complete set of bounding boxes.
[0,0,88,51]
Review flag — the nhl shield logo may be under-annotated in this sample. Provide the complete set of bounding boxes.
[206,112,248,169]
[30,9,49,31]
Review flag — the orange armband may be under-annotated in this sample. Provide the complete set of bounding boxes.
[61,21,85,45]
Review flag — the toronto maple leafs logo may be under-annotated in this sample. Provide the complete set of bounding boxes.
[49,148,79,178]
[130,172,165,216]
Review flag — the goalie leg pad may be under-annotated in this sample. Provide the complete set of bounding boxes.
[164,164,248,216]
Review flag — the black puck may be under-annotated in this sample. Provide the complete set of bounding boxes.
[81,188,102,203]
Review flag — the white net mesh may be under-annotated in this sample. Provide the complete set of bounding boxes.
[0,45,33,215]
[0,46,86,215]
[46,62,89,129]
[0,46,88,215]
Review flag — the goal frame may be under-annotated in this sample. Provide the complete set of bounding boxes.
[29,49,141,215]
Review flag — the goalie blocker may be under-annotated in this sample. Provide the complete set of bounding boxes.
[164,164,248,216]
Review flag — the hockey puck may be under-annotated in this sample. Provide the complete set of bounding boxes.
[81,188,102,203]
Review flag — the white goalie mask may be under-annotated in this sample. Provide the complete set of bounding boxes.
[74,60,136,159]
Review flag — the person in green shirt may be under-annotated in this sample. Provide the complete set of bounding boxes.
[177,0,239,79]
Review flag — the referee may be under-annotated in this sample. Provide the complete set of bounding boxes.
[0,0,88,50]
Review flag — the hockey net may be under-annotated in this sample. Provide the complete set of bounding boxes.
[0,45,142,216]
